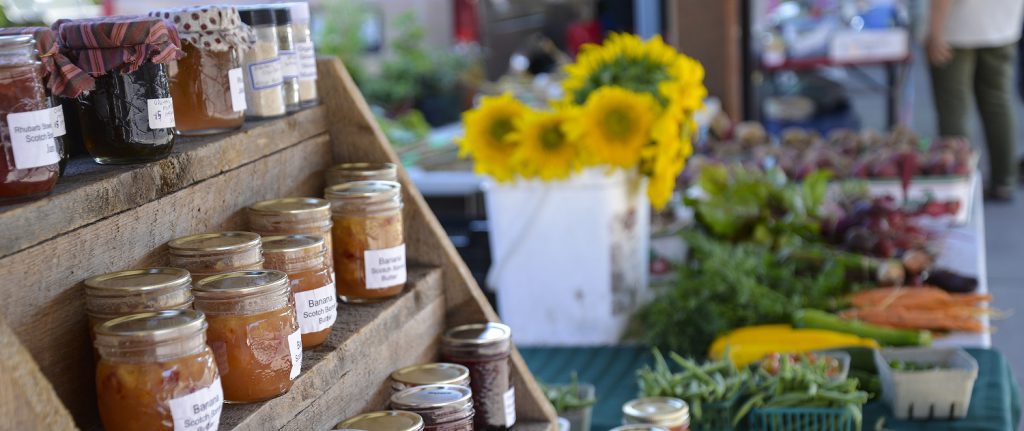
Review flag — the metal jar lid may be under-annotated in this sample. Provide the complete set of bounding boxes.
[193,270,290,299]
[93,309,207,351]
[335,411,424,431]
[167,231,262,256]
[261,234,325,254]
[442,322,512,347]
[326,162,398,185]
[325,180,401,200]
[391,363,471,388]
[249,197,330,217]
[390,384,473,412]
[622,397,690,427]
[610,426,671,431]
[83,267,193,316]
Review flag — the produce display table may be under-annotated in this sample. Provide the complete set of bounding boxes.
[521,346,1021,431]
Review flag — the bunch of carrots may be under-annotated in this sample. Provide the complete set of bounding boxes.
[840,286,991,333]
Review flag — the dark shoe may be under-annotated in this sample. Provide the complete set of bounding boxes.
[985,185,1015,202]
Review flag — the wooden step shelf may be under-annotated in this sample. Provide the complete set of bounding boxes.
[0,57,556,430]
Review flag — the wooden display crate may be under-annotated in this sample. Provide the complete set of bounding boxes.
[0,57,556,430]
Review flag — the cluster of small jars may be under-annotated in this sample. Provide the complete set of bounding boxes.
[335,322,518,431]
[0,2,319,204]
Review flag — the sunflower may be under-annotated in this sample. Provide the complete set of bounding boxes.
[512,109,581,180]
[563,33,693,107]
[569,86,660,168]
[645,111,693,209]
[458,93,529,181]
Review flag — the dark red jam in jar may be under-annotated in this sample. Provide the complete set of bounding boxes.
[390,385,474,431]
[441,322,515,430]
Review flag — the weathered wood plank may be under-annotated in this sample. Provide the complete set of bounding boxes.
[0,134,332,426]
[220,266,444,430]
[0,316,77,431]
[0,106,327,259]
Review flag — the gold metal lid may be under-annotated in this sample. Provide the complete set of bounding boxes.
[390,385,473,411]
[167,231,261,256]
[84,267,191,295]
[442,322,512,347]
[324,180,401,199]
[94,309,206,346]
[326,162,398,183]
[335,411,424,431]
[622,397,690,427]
[249,197,330,215]
[193,270,289,298]
[261,234,325,254]
[391,363,470,387]
[610,426,671,431]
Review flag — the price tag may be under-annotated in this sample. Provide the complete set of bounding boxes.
[288,330,302,380]
[168,378,223,431]
[7,107,61,169]
[295,283,338,333]
[228,68,246,112]
[248,57,283,90]
[363,244,406,289]
[147,98,176,129]
[296,41,317,79]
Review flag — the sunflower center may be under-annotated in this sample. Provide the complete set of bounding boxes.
[489,118,516,145]
[539,125,565,151]
[604,108,633,140]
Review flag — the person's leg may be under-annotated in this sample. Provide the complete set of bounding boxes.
[974,43,1018,196]
[930,48,975,138]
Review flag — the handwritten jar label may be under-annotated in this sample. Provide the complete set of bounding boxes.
[288,329,302,380]
[228,68,247,112]
[248,57,283,91]
[7,106,62,169]
[168,377,224,431]
[280,50,300,79]
[296,41,317,79]
[364,244,407,290]
[294,283,338,333]
[147,98,176,129]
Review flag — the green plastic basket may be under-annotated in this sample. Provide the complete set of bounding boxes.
[747,407,858,431]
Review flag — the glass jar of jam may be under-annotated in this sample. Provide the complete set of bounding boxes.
[237,7,285,119]
[193,270,301,403]
[325,162,399,187]
[83,267,194,336]
[441,323,515,430]
[56,17,184,164]
[391,385,475,431]
[335,411,425,431]
[622,397,690,431]
[150,6,253,136]
[261,234,336,349]
[325,181,406,303]
[248,197,334,281]
[391,363,471,394]
[0,35,59,203]
[285,2,318,106]
[167,231,264,283]
[94,310,223,431]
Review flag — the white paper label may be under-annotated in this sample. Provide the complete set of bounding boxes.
[228,68,246,112]
[295,282,338,333]
[288,329,302,380]
[296,41,317,79]
[147,98,176,129]
[168,377,224,431]
[364,244,407,289]
[50,106,66,137]
[503,387,516,426]
[280,50,300,79]
[7,107,61,169]
[248,57,283,90]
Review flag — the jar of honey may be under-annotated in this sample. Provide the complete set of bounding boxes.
[622,397,690,431]
[167,231,264,283]
[390,363,471,394]
[55,17,184,164]
[325,162,398,187]
[335,411,425,431]
[441,322,515,430]
[83,267,194,335]
[150,5,254,136]
[248,197,334,281]
[0,35,59,203]
[261,234,336,349]
[94,310,223,431]
[390,385,475,431]
[325,181,406,303]
[193,270,301,403]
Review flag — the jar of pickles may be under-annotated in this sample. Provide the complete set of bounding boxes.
[150,5,254,136]
[335,411,425,431]
[390,385,475,431]
[325,181,406,303]
[94,310,223,431]
[285,2,318,106]
[0,35,59,203]
[167,231,263,283]
[441,323,515,430]
[248,197,334,280]
[622,397,690,431]
[261,234,336,349]
[83,267,194,336]
[325,162,399,187]
[391,363,471,394]
[55,17,184,164]
[193,270,301,403]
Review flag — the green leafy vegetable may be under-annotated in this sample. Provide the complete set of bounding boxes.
[540,372,596,413]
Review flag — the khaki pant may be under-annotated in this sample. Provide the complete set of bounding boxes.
[930,43,1018,190]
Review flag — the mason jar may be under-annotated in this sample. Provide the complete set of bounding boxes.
[441,322,515,430]
[390,385,475,431]
[335,411,425,431]
[261,234,336,349]
[83,267,194,336]
[622,397,691,431]
[167,231,264,282]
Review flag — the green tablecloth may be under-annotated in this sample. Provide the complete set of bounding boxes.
[520,346,1021,431]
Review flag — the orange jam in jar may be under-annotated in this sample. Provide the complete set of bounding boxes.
[83,267,194,336]
[261,234,336,348]
[325,181,406,303]
[324,162,398,187]
[248,197,334,281]
[193,270,301,403]
[167,231,264,282]
[94,310,223,431]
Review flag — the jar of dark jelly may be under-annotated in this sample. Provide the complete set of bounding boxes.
[441,322,515,430]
